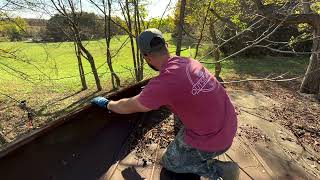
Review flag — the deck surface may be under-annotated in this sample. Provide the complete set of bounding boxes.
[104,138,273,180]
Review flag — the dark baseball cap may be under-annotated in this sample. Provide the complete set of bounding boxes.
[137,28,165,54]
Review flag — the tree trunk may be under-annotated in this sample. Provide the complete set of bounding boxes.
[134,0,143,81]
[74,42,87,90]
[88,55,102,91]
[194,2,211,59]
[49,0,101,91]
[300,22,320,94]
[77,42,102,91]
[299,1,320,94]
[105,0,120,89]
[209,20,222,78]
[70,7,102,91]
[72,21,101,91]
[125,0,139,82]
[175,0,186,56]
[253,0,319,94]
[136,0,143,81]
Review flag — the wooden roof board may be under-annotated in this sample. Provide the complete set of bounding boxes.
[104,138,273,180]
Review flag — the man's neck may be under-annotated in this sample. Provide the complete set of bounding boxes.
[157,54,172,69]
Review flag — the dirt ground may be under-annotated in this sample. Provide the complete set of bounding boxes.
[0,89,108,145]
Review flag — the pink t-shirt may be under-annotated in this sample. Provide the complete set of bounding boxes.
[138,56,237,152]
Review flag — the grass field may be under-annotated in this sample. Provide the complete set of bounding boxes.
[0,33,311,142]
[0,34,209,93]
[0,35,156,93]
[0,33,311,103]
[0,34,310,91]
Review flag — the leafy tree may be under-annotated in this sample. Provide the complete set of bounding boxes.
[45,12,102,42]
[147,16,175,33]
[173,0,320,95]
[0,17,27,41]
[89,0,121,89]
[49,0,102,91]
[45,12,127,42]
[45,14,70,42]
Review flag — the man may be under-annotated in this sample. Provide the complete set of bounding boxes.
[91,28,239,180]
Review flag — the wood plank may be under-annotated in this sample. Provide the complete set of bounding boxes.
[104,137,273,180]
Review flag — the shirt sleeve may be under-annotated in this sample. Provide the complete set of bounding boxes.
[137,77,169,110]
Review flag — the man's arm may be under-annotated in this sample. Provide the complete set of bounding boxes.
[107,95,151,114]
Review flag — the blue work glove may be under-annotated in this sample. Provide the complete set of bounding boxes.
[91,96,109,108]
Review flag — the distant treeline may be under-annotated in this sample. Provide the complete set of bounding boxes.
[0,12,175,42]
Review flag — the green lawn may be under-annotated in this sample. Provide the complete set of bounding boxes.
[0,34,199,93]
[0,34,201,120]
[203,56,309,78]
[0,34,310,106]
[0,36,149,93]
[0,34,310,98]
[1,34,310,90]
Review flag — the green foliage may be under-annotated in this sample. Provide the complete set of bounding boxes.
[45,12,126,42]
[311,2,320,13]
[45,14,70,42]
[173,0,250,43]
[147,16,175,33]
[45,12,102,42]
[173,0,315,57]
[230,14,247,30]
[0,17,27,41]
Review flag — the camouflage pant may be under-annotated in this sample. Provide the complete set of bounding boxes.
[161,127,228,180]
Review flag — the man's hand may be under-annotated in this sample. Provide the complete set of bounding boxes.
[91,96,109,108]
[107,95,151,114]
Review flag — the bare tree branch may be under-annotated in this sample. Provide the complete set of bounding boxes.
[194,1,211,58]
[198,16,266,61]
[201,4,300,64]
[88,0,135,37]
[221,67,320,84]
[176,0,186,56]
[254,45,313,55]
[157,0,172,29]
[210,7,237,30]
